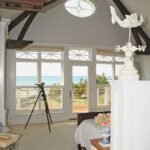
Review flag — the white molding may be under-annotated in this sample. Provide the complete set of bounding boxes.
[0,19,10,126]
[32,41,114,51]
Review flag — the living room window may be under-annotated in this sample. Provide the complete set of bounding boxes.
[96,50,125,107]
[15,50,64,112]
[14,48,125,116]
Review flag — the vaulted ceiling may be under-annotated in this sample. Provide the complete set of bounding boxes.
[1,0,150,54]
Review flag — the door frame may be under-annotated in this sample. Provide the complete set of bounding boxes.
[68,62,92,118]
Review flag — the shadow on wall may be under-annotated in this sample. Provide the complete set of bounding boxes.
[0,122,4,132]
[135,55,150,80]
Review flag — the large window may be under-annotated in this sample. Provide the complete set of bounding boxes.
[96,53,125,107]
[16,50,64,111]
[15,48,125,115]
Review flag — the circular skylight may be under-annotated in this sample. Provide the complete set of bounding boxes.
[65,0,96,18]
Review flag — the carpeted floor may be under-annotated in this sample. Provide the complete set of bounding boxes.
[9,121,78,150]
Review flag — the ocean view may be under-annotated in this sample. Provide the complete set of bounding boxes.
[16,76,87,86]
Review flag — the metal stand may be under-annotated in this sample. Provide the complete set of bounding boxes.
[24,83,52,132]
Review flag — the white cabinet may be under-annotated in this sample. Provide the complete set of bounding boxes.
[110,81,150,150]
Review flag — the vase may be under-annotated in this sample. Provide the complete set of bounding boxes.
[100,125,110,145]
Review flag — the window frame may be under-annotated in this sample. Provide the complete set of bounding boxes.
[15,51,65,114]
[96,55,125,108]
[68,48,92,62]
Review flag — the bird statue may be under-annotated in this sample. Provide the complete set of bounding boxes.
[110,6,144,28]
[109,6,145,81]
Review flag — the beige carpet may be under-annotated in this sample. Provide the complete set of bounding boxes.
[9,121,78,150]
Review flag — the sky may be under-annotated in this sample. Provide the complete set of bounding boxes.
[16,62,123,77]
[16,62,61,76]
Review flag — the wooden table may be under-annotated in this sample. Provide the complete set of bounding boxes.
[90,138,110,150]
[0,133,20,150]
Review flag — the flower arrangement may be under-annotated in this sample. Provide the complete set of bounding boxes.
[95,113,111,127]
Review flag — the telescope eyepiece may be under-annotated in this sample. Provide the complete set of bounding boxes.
[35,82,45,89]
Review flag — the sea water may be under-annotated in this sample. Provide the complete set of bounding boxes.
[16,76,88,86]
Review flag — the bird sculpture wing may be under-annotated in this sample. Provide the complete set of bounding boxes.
[110,6,117,24]
[110,5,144,28]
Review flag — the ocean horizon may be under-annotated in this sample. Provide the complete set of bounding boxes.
[16,76,87,86]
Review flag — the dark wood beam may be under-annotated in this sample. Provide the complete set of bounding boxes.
[9,11,32,32]
[18,12,37,40]
[43,0,66,11]
[0,0,45,6]
[44,0,57,7]
[0,0,45,12]
[6,39,33,49]
[113,0,150,54]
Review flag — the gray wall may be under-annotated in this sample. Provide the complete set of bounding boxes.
[135,55,150,80]
[10,0,128,49]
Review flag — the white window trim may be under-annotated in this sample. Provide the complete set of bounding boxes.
[15,51,65,114]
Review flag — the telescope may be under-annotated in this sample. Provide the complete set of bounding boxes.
[25,82,52,132]
[35,82,45,89]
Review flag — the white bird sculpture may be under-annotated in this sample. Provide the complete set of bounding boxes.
[109,6,145,81]
[110,6,144,28]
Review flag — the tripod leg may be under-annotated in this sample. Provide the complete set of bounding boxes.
[40,86,53,132]
[44,96,52,124]
[45,108,51,132]
[43,96,52,132]
[47,109,52,124]
[24,91,41,129]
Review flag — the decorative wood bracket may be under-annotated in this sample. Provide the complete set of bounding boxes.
[6,39,33,49]
[9,11,33,32]
[8,11,37,49]
[7,0,66,49]
[17,12,37,40]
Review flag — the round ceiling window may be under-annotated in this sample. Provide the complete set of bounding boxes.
[65,0,96,18]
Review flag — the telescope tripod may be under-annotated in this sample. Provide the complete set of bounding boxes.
[24,83,52,132]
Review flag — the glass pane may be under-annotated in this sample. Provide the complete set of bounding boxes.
[96,64,112,81]
[41,52,63,60]
[41,63,62,85]
[96,55,113,62]
[97,85,111,106]
[16,88,38,110]
[65,0,95,18]
[16,62,37,86]
[16,51,38,59]
[115,56,126,62]
[96,64,112,106]
[41,87,63,109]
[115,64,123,80]
[69,49,90,61]
[72,66,88,113]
